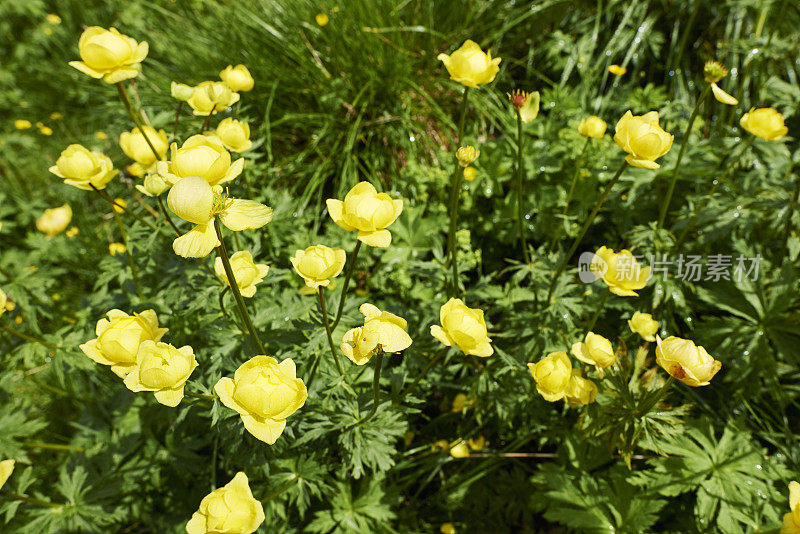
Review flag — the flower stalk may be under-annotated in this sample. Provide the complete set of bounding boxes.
[395,347,448,406]
[116,82,162,163]
[317,288,344,376]
[514,109,530,264]
[446,87,471,297]
[356,353,384,425]
[113,212,143,299]
[0,323,58,350]
[549,137,591,252]
[331,240,362,330]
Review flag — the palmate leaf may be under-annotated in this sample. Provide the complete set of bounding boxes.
[307,477,396,534]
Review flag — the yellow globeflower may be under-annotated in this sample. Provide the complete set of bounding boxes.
[79,309,168,378]
[437,40,501,88]
[219,64,254,92]
[215,356,308,444]
[187,81,240,116]
[136,172,171,197]
[655,336,721,387]
[186,472,265,534]
[430,298,493,357]
[341,303,412,365]
[157,134,244,187]
[326,181,403,247]
[123,341,198,407]
[468,435,485,451]
[571,331,615,375]
[171,82,194,102]
[449,440,470,458]
[740,108,788,141]
[36,204,72,237]
[564,370,598,406]
[49,144,118,190]
[0,289,7,317]
[613,111,673,169]
[290,245,346,289]
[608,64,626,76]
[69,26,148,84]
[441,523,456,534]
[315,13,329,26]
[46,14,62,25]
[38,125,53,136]
[109,242,127,256]
[120,126,168,165]
[0,460,14,490]
[214,250,269,297]
[578,116,607,138]
[628,311,658,342]
[528,351,572,402]
[591,246,651,297]
[215,118,252,152]
[113,198,127,214]
[66,226,79,238]
[781,481,800,534]
[14,119,31,130]
[456,146,480,167]
[463,166,478,182]
[167,176,273,258]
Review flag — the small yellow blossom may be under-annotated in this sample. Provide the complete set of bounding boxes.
[528,351,572,402]
[45,14,62,25]
[614,111,673,169]
[740,108,788,141]
[123,341,198,407]
[571,332,615,376]
[449,441,470,458]
[655,336,721,387]
[456,146,480,167]
[14,119,31,130]
[109,242,127,256]
[187,81,240,116]
[463,166,478,181]
[628,311,658,342]
[214,251,269,297]
[316,13,329,26]
[36,204,72,237]
[608,64,626,76]
[590,246,651,297]
[341,304,412,365]
[113,198,127,214]
[66,226,79,238]
[39,125,53,136]
[578,116,607,138]
[326,181,403,247]
[430,298,493,357]
[219,65,254,92]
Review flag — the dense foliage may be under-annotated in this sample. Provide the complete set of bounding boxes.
[1,0,799,532]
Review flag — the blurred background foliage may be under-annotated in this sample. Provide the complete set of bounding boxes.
[1,0,799,532]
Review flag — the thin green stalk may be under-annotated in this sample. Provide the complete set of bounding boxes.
[657,84,711,230]
[218,286,231,320]
[586,290,610,332]
[395,348,448,406]
[783,169,800,238]
[446,87,471,298]
[24,442,84,453]
[672,136,755,248]
[172,101,183,138]
[200,111,215,134]
[331,240,362,329]
[91,186,162,234]
[116,82,162,162]
[184,390,216,401]
[549,137,591,251]
[0,323,58,350]
[546,161,628,303]
[306,353,321,390]
[356,353,384,425]
[261,477,298,504]
[668,0,701,96]
[157,196,181,236]
[113,212,143,299]
[318,288,344,376]
[0,491,63,509]
[514,110,530,264]
[214,218,266,355]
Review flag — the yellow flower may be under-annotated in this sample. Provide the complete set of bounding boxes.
[740,107,788,141]
[578,116,607,138]
[214,251,269,297]
[219,64,254,92]
[94,131,107,140]
[528,351,572,402]
[46,14,61,25]
[432,439,449,451]
[215,356,307,444]
[79,309,168,378]
[186,472,265,534]
[38,125,53,136]
[655,336,721,387]
[120,126,168,165]
[437,40,501,88]
[14,119,31,130]
[456,146,480,167]
[215,118,252,152]
[171,82,194,102]
[36,204,72,237]
[316,14,330,26]
[628,311,658,342]
[507,90,540,123]
[187,81,240,116]
[123,341,197,407]
[0,290,6,318]
[590,246,651,297]
[66,226,79,238]
[608,64,627,76]
[571,332,615,375]
[613,111,673,169]
[69,26,148,84]
[710,83,738,106]
[463,166,478,182]
[341,303,412,365]
[136,173,171,197]
[49,144,118,190]
[468,435,485,451]
[781,481,800,534]
[0,460,14,490]
[112,198,127,214]
[430,298,493,357]
[326,181,403,247]
[157,134,244,187]
[290,245,346,289]
[50,112,63,120]
[14,316,22,325]
[451,392,470,412]
[441,523,456,534]
[565,371,598,406]
[449,440,470,458]
[167,177,273,258]
[109,242,127,256]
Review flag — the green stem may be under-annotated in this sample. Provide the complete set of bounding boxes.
[114,212,143,299]
[549,137,591,252]
[184,390,216,401]
[318,288,344,376]
[637,376,675,417]
[546,161,628,303]
[116,82,162,162]
[24,442,84,453]
[395,348,448,405]
[514,110,530,264]
[0,491,63,509]
[672,136,755,248]
[91,186,162,234]
[261,477,298,504]
[657,84,711,230]
[331,240,362,329]
[0,323,57,350]
[668,0,701,96]
[586,290,610,332]
[356,353,384,425]
[446,87,471,298]
[200,110,215,134]
[213,218,266,354]
[157,196,181,236]
[218,286,231,320]
[783,167,800,238]
[172,101,183,139]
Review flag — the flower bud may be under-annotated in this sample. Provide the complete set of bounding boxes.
[437,40,501,88]
[0,460,14,491]
[136,172,171,197]
[655,336,721,387]
[290,245,346,289]
[219,64,254,92]
[463,166,478,181]
[119,126,168,165]
[528,351,572,402]
[36,204,72,237]
[740,107,788,141]
[456,146,480,167]
[215,118,252,152]
[214,250,269,297]
[628,311,658,342]
[170,82,194,101]
[565,370,598,406]
[703,60,728,83]
[123,341,198,407]
[571,331,615,373]
[608,64,626,76]
[159,134,243,186]
[187,81,240,116]
[14,119,31,129]
[186,472,265,534]
[578,116,607,138]
[49,144,118,190]
[167,176,215,224]
[613,111,673,169]
[69,26,148,84]
[326,182,403,247]
[430,298,493,357]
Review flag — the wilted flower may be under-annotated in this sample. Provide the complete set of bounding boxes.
[215,118,252,152]
[186,472,265,534]
[437,40,501,88]
[340,303,412,365]
[614,111,673,169]
[123,341,198,407]
[655,336,721,387]
[740,108,788,141]
[187,81,240,116]
[628,311,658,342]
[578,116,607,138]
[591,246,651,296]
[214,250,269,297]
[219,64,254,92]
[430,298,493,357]
[69,26,148,83]
[703,60,728,83]
[120,126,168,165]
[157,135,243,187]
[290,245,346,289]
[49,144,118,190]
[36,204,72,237]
[507,90,539,123]
[528,351,572,402]
[326,181,403,247]
[456,146,480,167]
